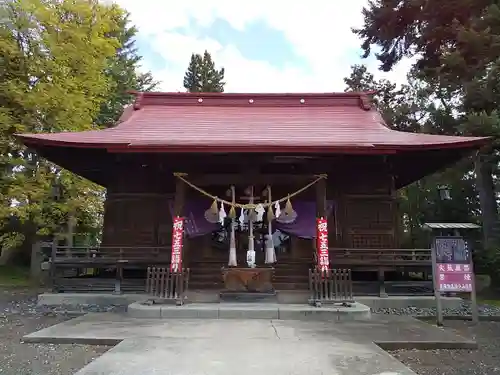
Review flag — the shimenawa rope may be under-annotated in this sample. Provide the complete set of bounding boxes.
[173,172,327,209]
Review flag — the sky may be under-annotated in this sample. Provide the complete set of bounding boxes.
[112,0,414,93]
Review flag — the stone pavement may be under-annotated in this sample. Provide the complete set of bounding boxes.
[73,335,415,375]
[23,312,476,350]
[22,313,476,375]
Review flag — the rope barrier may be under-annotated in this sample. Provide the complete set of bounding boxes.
[173,172,327,209]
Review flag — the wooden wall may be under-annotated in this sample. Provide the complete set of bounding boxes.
[100,160,399,252]
[334,168,398,248]
[101,193,173,247]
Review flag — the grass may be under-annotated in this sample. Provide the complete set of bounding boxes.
[0,265,32,287]
[479,299,500,307]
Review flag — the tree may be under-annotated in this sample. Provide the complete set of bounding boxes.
[0,0,124,264]
[353,0,500,248]
[95,11,158,128]
[344,64,481,247]
[183,50,225,93]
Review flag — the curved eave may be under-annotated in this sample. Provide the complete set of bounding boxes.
[16,134,492,154]
[16,134,123,149]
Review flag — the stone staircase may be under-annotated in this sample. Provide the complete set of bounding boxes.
[187,255,312,291]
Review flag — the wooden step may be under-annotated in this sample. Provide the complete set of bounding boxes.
[188,282,224,289]
[273,275,309,282]
[273,267,310,273]
[272,282,308,290]
[219,291,277,303]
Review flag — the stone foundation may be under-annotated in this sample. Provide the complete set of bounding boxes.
[37,291,463,311]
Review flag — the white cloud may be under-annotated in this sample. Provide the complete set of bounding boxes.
[114,0,412,92]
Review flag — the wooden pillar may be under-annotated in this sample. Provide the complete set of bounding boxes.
[50,240,57,292]
[388,158,399,248]
[378,268,388,297]
[173,178,186,217]
[315,178,327,218]
[336,189,349,248]
[30,242,42,281]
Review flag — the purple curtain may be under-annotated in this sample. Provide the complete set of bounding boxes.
[168,199,334,239]
[168,199,219,238]
[274,200,334,239]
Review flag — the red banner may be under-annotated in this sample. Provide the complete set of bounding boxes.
[170,216,184,272]
[316,217,329,271]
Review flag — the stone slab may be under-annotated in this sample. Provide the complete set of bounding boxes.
[127,303,161,318]
[219,291,277,302]
[128,302,372,321]
[277,303,372,321]
[161,304,220,319]
[217,304,279,319]
[23,312,476,350]
[37,292,464,310]
[73,336,417,375]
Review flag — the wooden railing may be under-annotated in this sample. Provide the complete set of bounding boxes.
[329,248,431,267]
[52,246,171,264]
[146,267,190,304]
[324,248,432,297]
[49,246,172,294]
[309,268,354,305]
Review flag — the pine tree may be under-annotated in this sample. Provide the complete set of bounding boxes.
[183,50,225,93]
[183,54,203,93]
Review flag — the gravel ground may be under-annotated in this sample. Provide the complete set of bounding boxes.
[0,288,121,375]
[390,320,500,375]
[1,288,500,375]
[373,300,500,316]
[374,300,500,375]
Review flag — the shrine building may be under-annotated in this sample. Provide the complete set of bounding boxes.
[17,92,490,299]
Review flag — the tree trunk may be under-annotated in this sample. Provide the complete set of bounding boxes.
[0,247,17,266]
[475,154,498,248]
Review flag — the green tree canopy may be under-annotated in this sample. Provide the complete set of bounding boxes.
[353,0,500,247]
[95,11,158,128]
[0,0,129,263]
[344,64,481,247]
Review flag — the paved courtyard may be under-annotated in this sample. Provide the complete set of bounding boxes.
[33,317,417,375]
[22,312,476,375]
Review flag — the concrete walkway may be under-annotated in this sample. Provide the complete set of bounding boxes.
[73,334,415,375]
[23,313,476,375]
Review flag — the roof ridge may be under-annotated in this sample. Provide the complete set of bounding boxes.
[128,91,376,110]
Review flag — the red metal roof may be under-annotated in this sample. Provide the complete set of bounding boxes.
[17,92,490,153]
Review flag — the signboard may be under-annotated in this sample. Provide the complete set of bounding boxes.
[434,236,471,264]
[434,237,473,292]
[436,263,473,292]
[316,218,329,271]
[170,216,184,272]
[431,236,478,325]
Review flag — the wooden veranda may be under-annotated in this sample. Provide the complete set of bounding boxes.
[48,242,432,297]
